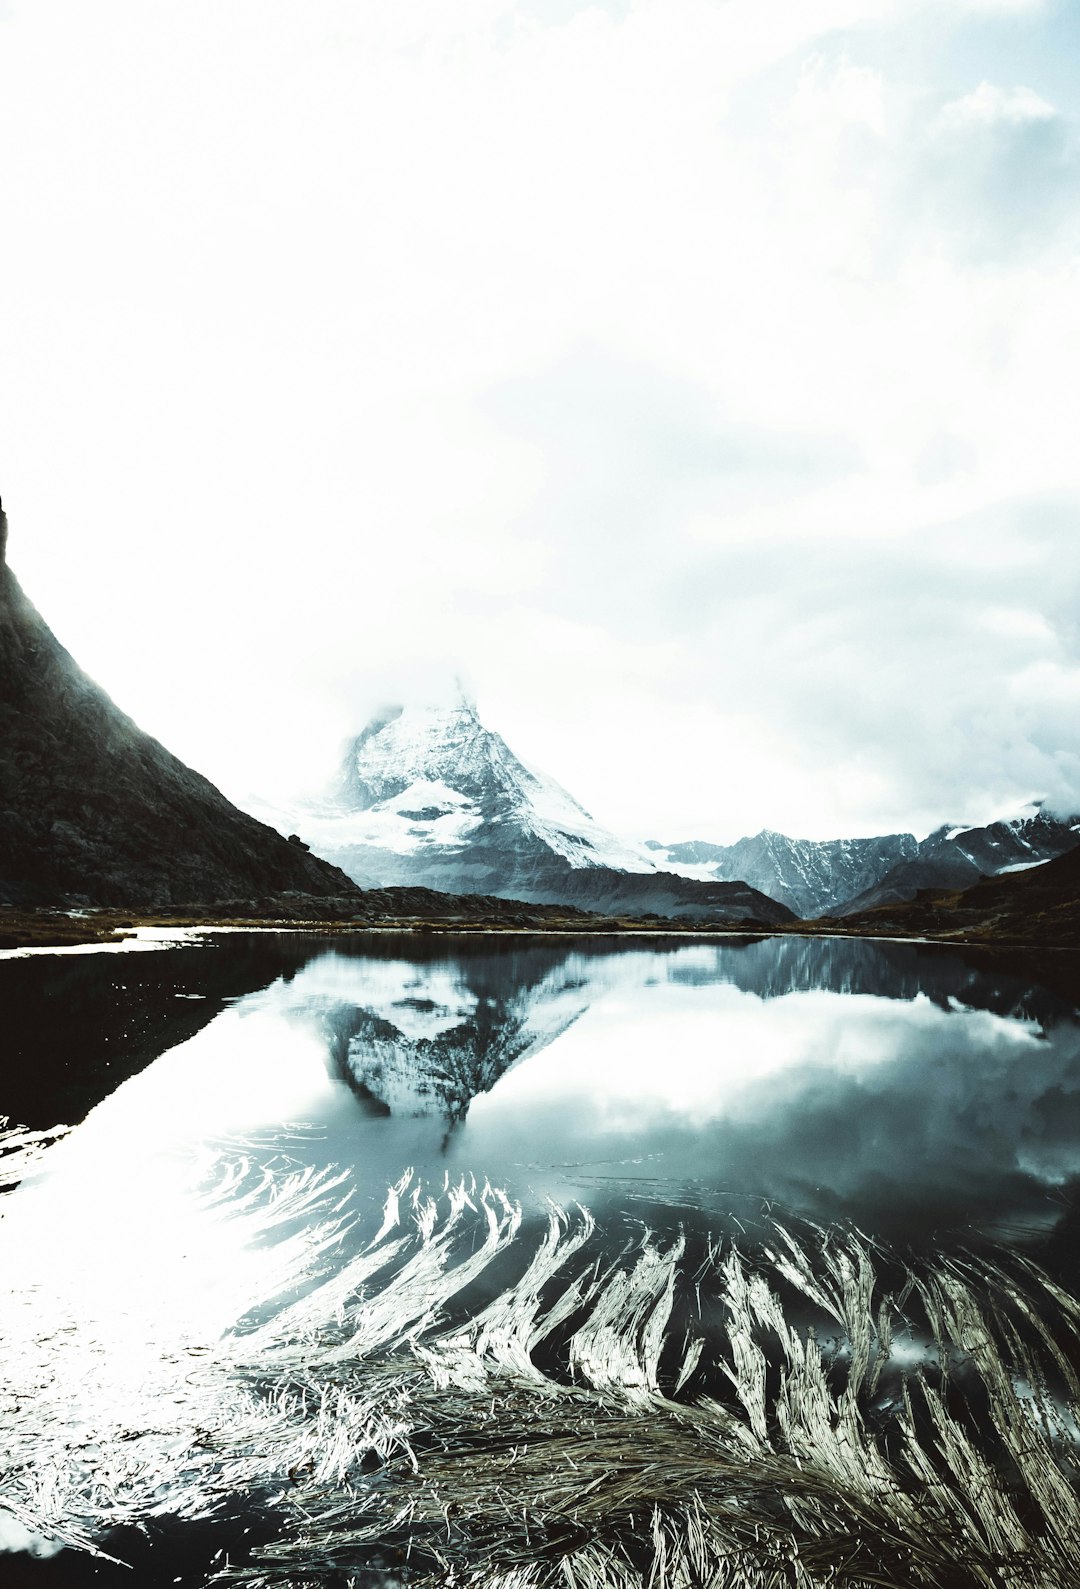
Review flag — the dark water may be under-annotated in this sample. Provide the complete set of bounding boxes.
[4,929,1080,1583]
[6,931,1080,1248]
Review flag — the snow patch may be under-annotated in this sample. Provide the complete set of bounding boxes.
[513,756,655,873]
[649,860,721,883]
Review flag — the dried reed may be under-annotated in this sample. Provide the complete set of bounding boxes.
[2,1128,1080,1588]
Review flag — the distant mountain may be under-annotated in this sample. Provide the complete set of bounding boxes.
[0,499,361,909]
[825,842,1080,947]
[647,810,1080,920]
[832,812,1080,917]
[249,700,794,925]
[647,831,919,918]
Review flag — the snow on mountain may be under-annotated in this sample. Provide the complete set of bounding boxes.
[331,701,657,875]
[648,807,1080,920]
[647,831,919,919]
[245,943,599,1121]
[244,700,794,925]
[832,808,1080,917]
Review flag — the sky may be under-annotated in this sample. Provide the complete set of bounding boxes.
[2,0,1080,844]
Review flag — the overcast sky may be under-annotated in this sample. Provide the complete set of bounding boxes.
[2,0,1080,843]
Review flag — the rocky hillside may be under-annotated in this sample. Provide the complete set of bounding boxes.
[0,499,362,908]
[832,810,1080,916]
[815,844,1080,946]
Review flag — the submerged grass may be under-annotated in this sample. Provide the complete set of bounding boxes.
[2,1124,1080,1587]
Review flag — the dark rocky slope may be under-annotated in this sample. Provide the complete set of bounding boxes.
[815,844,1080,946]
[832,811,1080,917]
[494,859,795,924]
[0,499,361,908]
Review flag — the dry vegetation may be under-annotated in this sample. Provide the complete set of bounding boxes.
[0,905,769,952]
[3,1122,1080,1587]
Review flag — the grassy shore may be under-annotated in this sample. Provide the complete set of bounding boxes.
[0,903,777,952]
[4,904,1080,952]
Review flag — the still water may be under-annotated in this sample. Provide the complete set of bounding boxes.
[7,931,1080,1247]
[3,930,1080,1582]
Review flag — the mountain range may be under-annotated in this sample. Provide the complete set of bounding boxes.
[250,698,1079,924]
[647,809,1080,919]
[3,484,1076,933]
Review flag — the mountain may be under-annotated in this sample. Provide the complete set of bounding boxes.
[646,831,920,918]
[832,811,1080,917]
[647,809,1080,920]
[823,842,1080,947]
[250,700,794,925]
[0,498,361,908]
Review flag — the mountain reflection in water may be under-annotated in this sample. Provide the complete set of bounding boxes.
[6,931,1080,1584]
[6,932,1080,1250]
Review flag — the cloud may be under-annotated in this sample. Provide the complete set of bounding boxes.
[955,0,1046,12]
[0,0,1078,840]
[915,80,1080,258]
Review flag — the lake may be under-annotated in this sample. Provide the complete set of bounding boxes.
[4,930,1080,1586]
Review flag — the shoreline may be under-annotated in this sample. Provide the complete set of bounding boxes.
[3,906,1080,955]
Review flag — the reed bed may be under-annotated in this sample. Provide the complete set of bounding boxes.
[2,1128,1080,1588]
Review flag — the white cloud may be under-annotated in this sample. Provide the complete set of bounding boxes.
[0,0,1078,841]
[953,0,1045,12]
[939,80,1056,125]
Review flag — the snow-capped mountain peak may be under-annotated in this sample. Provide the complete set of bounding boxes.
[241,700,794,924]
[340,701,491,809]
[332,701,655,876]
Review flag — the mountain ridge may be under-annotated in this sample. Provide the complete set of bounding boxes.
[815,842,1080,946]
[0,499,363,909]
[648,808,1080,919]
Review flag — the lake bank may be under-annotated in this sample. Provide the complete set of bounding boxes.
[5,901,1080,954]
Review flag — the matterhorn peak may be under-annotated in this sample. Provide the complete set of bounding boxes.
[244,697,793,924]
[322,696,626,869]
[339,697,515,812]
